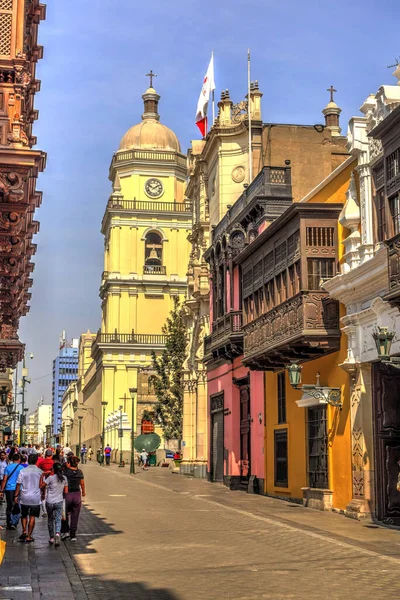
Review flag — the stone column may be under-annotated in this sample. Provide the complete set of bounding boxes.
[357,163,375,264]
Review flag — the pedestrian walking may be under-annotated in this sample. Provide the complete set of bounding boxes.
[104,445,112,466]
[62,455,85,542]
[37,449,54,517]
[0,450,8,482]
[41,463,68,546]
[0,454,24,529]
[140,449,149,470]
[14,454,42,542]
[80,444,88,464]
[87,446,93,461]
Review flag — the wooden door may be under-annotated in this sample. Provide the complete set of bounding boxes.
[240,384,251,486]
[373,362,400,525]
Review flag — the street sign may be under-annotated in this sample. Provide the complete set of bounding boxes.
[118,428,123,438]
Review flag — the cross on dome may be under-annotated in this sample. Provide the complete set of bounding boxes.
[327,85,337,103]
[146,70,157,88]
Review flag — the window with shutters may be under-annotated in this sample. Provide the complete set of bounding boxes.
[307,258,335,290]
[277,372,286,424]
[307,406,328,489]
[0,0,13,57]
[274,429,288,487]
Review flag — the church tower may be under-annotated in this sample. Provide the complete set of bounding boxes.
[81,77,192,453]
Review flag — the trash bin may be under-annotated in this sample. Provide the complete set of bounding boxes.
[149,453,157,466]
[96,449,104,464]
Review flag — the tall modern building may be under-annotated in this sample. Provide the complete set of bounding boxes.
[52,332,78,438]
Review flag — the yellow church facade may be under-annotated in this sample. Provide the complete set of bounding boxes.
[69,84,192,458]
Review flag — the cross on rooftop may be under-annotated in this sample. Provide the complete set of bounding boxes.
[327,85,337,103]
[146,70,157,87]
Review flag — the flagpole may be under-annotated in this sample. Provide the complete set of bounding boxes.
[247,49,253,183]
[212,51,215,126]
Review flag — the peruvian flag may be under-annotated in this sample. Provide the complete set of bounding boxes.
[195,54,216,137]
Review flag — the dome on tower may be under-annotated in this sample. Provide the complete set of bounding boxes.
[118,86,181,153]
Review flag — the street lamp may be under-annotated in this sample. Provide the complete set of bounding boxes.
[118,405,124,467]
[286,362,342,409]
[129,387,137,475]
[372,326,400,369]
[101,401,108,466]
[19,352,33,445]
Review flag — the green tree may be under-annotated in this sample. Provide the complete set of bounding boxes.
[149,296,186,444]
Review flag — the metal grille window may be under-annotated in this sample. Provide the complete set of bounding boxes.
[307,258,335,290]
[390,194,400,236]
[274,429,288,487]
[307,406,328,489]
[374,163,384,189]
[277,372,286,424]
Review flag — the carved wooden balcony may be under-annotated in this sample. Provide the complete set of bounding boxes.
[204,310,243,362]
[243,291,340,369]
[384,233,400,308]
[236,202,343,370]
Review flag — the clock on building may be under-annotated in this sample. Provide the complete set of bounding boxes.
[145,178,164,198]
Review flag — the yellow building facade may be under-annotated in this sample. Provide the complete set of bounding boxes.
[72,84,192,460]
[263,157,357,510]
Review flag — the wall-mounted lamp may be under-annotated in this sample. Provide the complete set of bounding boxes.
[372,326,400,369]
[258,413,263,424]
[286,363,342,409]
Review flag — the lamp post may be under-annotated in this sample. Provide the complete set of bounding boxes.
[101,401,108,466]
[129,387,137,475]
[118,405,124,467]
[19,352,33,445]
[78,416,83,456]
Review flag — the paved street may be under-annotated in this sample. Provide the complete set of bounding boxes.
[3,464,400,599]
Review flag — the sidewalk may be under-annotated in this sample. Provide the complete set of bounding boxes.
[0,508,87,600]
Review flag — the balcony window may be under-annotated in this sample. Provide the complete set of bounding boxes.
[390,194,400,236]
[376,189,387,242]
[387,148,400,182]
[307,258,335,290]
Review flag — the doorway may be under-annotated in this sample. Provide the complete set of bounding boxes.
[373,362,400,525]
[210,393,224,483]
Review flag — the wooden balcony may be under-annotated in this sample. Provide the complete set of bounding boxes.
[384,232,400,308]
[236,202,342,370]
[204,311,243,362]
[243,291,340,369]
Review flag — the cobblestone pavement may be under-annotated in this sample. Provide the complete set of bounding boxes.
[2,464,400,599]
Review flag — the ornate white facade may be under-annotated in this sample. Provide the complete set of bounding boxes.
[324,67,400,519]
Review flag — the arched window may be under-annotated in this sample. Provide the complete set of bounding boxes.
[144,231,164,274]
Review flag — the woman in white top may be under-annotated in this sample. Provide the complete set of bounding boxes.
[40,462,68,546]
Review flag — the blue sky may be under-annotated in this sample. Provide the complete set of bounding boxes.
[21,0,398,409]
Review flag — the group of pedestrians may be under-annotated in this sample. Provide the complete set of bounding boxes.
[0,443,85,545]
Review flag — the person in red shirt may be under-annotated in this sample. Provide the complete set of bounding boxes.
[37,449,54,474]
[37,449,54,518]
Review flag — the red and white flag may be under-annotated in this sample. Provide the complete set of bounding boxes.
[195,54,216,137]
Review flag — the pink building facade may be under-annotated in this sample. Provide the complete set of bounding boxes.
[204,165,292,492]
